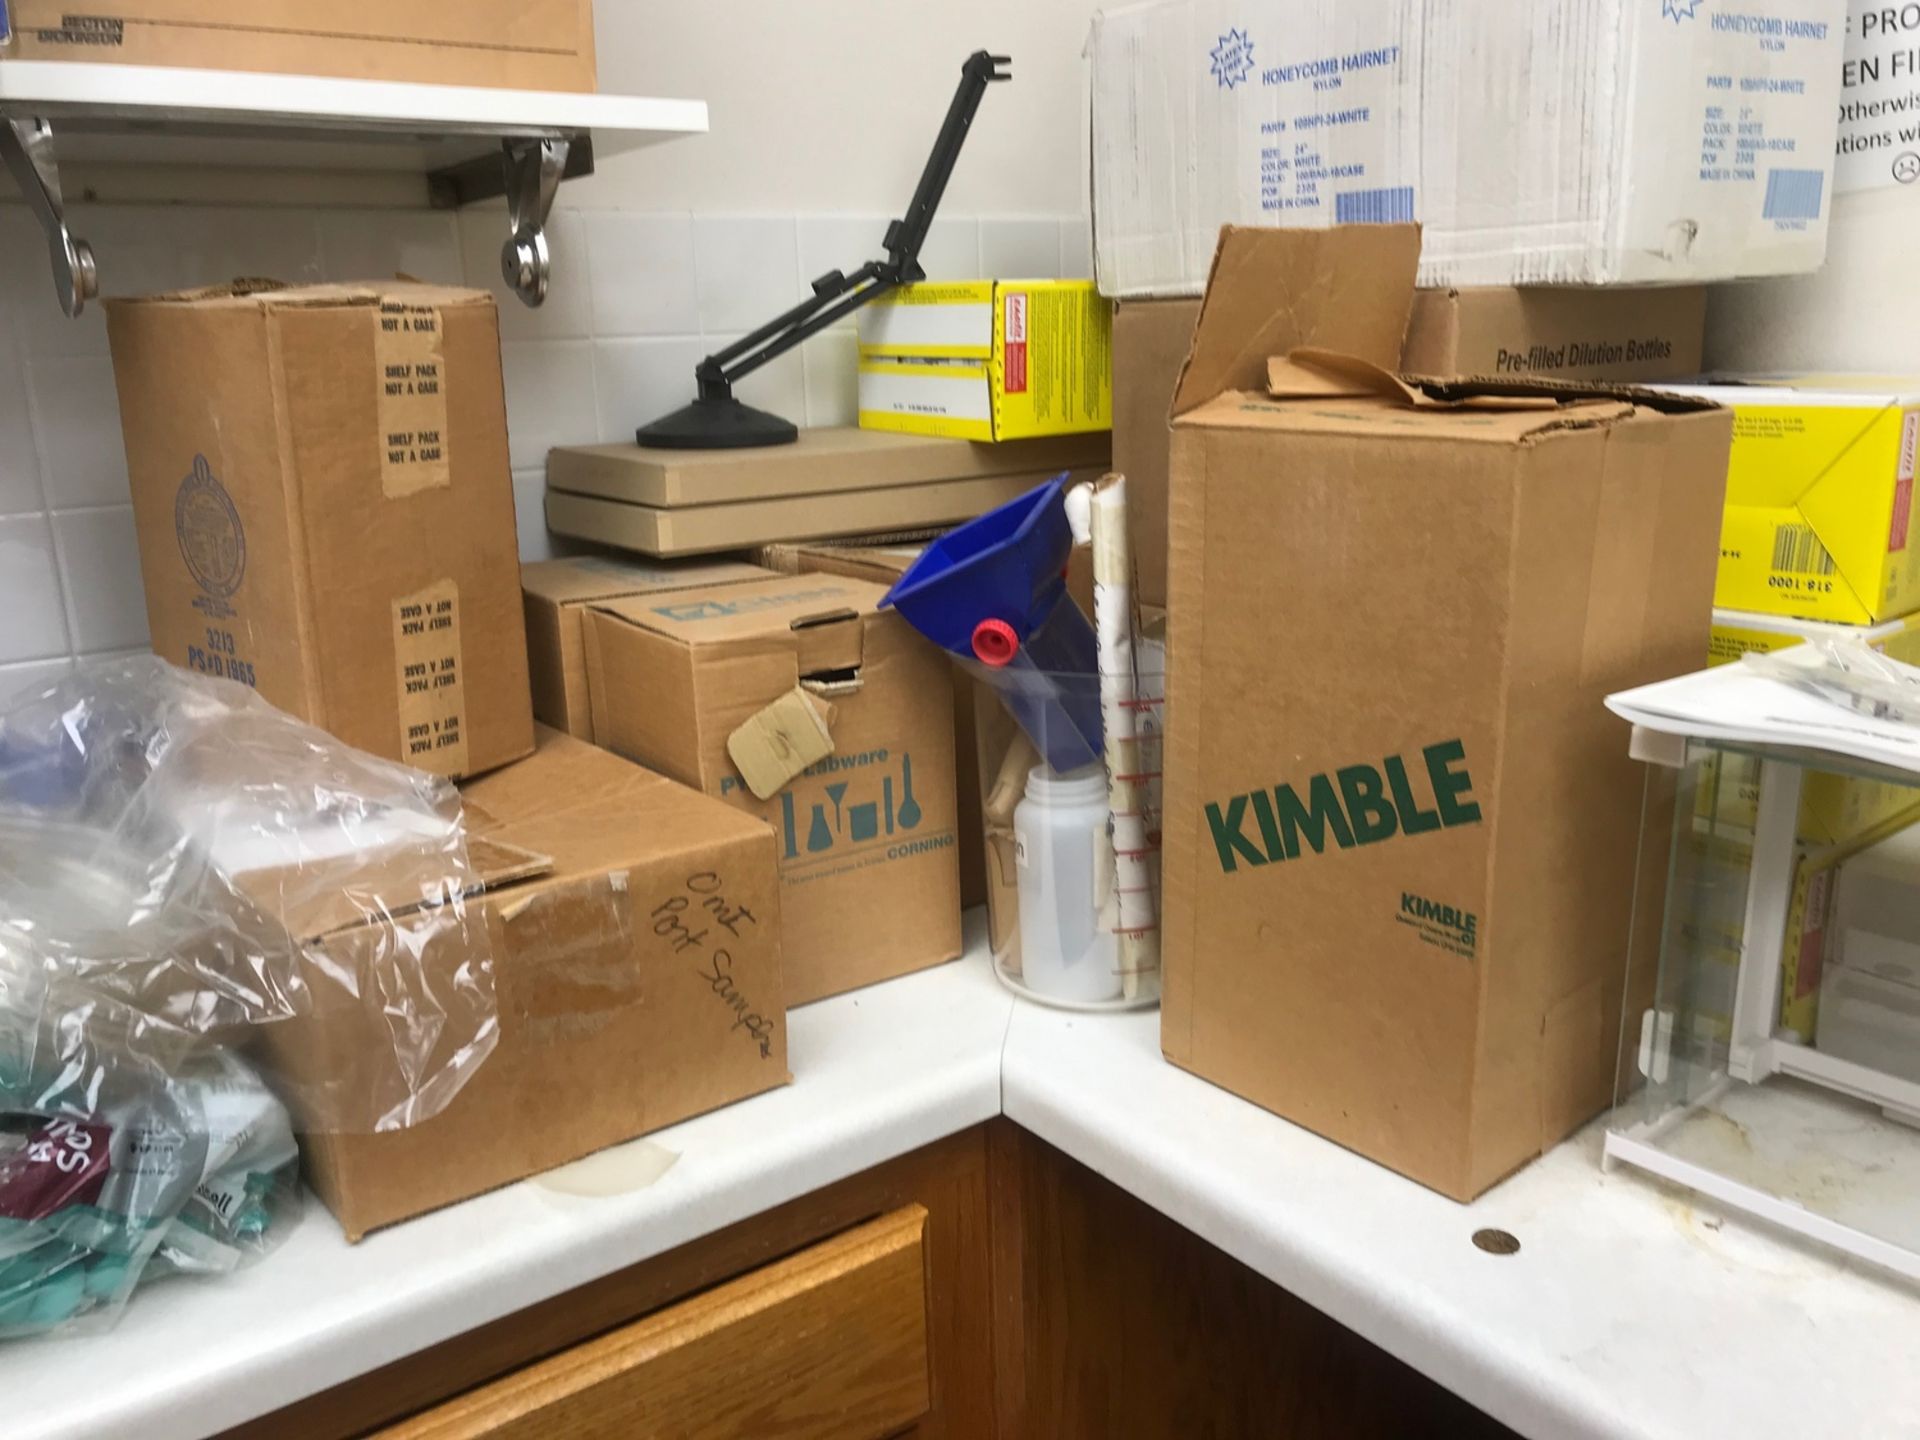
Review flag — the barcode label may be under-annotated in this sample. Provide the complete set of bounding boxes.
[1335,186,1416,225]
[1772,523,1836,576]
[1762,168,1825,222]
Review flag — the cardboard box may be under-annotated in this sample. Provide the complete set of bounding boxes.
[1657,381,1920,625]
[268,731,787,1239]
[584,574,962,1004]
[546,427,1111,559]
[106,281,533,780]
[1088,0,1844,295]
[1113,299,1201,611]
[1158,225,1733,1200]
[753,540,986,912]
[1118,284,1713,607]
[524,555,777,743]
[1402,288,1707,384]
[856,281,1113,440]
[0,1,595,91]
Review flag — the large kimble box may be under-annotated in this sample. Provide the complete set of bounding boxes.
[269,732,788,1239]
[106,281,533,780]
[0,1,596,90]
[1088,0,1845,295]
[584,574,961,1004]
[1159,225,1734,1199]
[1116,282,1709,607]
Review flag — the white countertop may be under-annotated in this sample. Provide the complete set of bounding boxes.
[8,927,1920,1440]
[1,923,1012,1440]
[1003,1000,1920,1440]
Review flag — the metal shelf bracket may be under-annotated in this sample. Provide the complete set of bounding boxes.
[1,116,98,317]
[499,135,569,308]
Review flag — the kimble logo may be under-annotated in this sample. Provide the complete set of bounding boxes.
[1661,0,1702,21]
[1203,738,1482,875]
[1398,892,1479,958]
[1210,28,1255,90]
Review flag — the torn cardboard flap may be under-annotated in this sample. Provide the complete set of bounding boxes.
[728,686,838,800]
[791,607,866,678]
[1269,351,1628,418]
[1170,224,1422,418]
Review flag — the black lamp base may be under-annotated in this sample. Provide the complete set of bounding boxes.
[635,395,799,450]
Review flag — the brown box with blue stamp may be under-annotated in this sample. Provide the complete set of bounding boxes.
[105,280,533,780]
[584,573,962,1005]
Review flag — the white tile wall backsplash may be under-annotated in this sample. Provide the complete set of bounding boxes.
[584,211,699,336]
[802,331,861,428]
[28,356,128,510]
[796,215,887,324]
[0,202,1078,673]
[591,335,708,445]
[917,217,983,285]
[52,507,148,653]
[1060,215,1095,281]
[692,216,801,334]
[315,210,462,286]
[979,217,1063,279]
[459,206,594,342]
[0,514,70,663]
[500,341,600,471]
[0,345,40,517]
[512,468,568,564]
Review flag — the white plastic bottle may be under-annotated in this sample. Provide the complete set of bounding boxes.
[1014,764,1122,1005]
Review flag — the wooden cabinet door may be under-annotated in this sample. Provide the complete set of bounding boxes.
[379,1206,931,1440]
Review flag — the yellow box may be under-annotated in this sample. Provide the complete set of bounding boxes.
[1702,608,1920,847]
[856,280,1112,441]
[1664,381,1920,625]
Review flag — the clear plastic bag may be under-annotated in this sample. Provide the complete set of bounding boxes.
[0,658,501,1337]
[1742,636,1920,727]
[0,960,299,1338]
[0,657,499,1134]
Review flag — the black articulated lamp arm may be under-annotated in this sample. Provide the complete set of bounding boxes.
[883,49,1011,284]
[636,49,1010,450]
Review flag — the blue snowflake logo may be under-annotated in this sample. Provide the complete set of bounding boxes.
[1662,0,1703,21]
[1210,28,1255,90]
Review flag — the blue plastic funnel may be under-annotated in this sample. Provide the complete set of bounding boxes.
[882,474,1102,772]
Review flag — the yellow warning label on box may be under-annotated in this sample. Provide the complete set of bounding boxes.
[857,280,1112,441]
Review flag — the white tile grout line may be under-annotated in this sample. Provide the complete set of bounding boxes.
[13,328,77,663]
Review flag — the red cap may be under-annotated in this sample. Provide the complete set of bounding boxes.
[971,618,1019,668]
